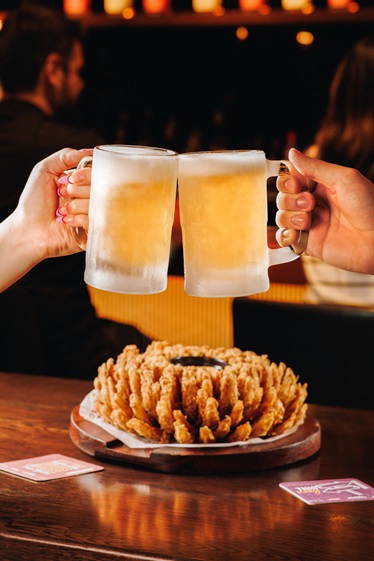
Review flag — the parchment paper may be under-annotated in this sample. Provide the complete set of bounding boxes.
[79,390,300,450]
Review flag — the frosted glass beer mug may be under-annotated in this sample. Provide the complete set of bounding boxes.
[82,145,178,294]
[178,150,305,298]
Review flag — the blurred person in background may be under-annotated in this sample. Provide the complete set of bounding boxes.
[300,35,374,307]
[0,3,150,379]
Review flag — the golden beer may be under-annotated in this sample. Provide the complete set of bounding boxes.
[178,151,270,297]
[85,146,178,294]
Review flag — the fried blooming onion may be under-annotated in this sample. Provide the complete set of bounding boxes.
[93,341,308,444]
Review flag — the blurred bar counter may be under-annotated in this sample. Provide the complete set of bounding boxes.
[70,7,374,28]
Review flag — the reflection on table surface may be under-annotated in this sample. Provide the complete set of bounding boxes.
[0,372,373,561]
[77,459,318,549]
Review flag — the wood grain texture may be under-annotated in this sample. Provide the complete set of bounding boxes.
[1,372,373,561]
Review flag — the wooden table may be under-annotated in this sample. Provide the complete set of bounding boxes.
[0,372,373,561]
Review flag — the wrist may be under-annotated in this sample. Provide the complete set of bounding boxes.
[1,211,46,284]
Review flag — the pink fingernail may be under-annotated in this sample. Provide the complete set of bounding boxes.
[57,187,62,197]
[56,216,64,223]
[58,174,73,185]
[56,206,67,217]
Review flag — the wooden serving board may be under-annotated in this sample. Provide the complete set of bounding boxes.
[70,406,321,474]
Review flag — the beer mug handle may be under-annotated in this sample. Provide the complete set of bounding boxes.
[266,158,309,266]
[73,155,93,251]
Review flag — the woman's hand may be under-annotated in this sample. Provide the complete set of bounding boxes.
[56,166,91,232]
[18,147,92,260]
[0,148,92,292]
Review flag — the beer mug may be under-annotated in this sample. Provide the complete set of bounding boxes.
[177,149,307,298]
[80,145,178,294]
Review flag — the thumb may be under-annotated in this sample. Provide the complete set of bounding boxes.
[288,148,342,188]
[34,148,93,178]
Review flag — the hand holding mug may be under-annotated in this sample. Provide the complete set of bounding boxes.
[177,149,308,297]
[276,148,374,275]
[81,145,178,294]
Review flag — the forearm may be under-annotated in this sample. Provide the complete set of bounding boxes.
[0,213,44,292]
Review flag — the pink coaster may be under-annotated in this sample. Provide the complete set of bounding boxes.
[279,478,374,505]
[0,453,103,482]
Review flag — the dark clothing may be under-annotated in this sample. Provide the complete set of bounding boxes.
[0,100,151,380]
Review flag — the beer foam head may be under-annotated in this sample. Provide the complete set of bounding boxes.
[92,145,178,184]
[178,150,266,177]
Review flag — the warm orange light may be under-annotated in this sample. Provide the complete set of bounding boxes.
[327,0,350,7]
[259,5,271,15]
[143,0,171,13]
[281,0,311,10]
[239,0,266,10]
[236,26,249,41]
[301,2,314,14]
[213,6,225,16]
[347,2,360,13]
[63,0,91,15]
[192,0,222,13]
[104,0,133,15]
[296,30,314,46]
[122,7,136,19]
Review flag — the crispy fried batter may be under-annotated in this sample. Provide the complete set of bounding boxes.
[269,403,308,436]
[156,394,175,433]
[230,399,244,428]
[126,418,163,442]
[129,393,153,424]
[227,421,252,443]
[92,341,308,444]
[213,415,232,440]
[219,372,239,417]
[198,392,220,430]
[173,410,196,444]
[199,425,215,444]
[140,379,160,419]
[181,369,199,423]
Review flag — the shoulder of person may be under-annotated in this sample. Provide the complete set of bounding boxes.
[42,119,105,149]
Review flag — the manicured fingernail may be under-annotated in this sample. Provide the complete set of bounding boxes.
[58,174,73,185]
[62,216,73,223]
[291,215,304,227]
[57,187,63,197]
[282,229,290,241]
[284,179,294,192]
[56,206,67,217]
[296,196,309,209]
[70,170,84,182]
[56,216,64,223]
